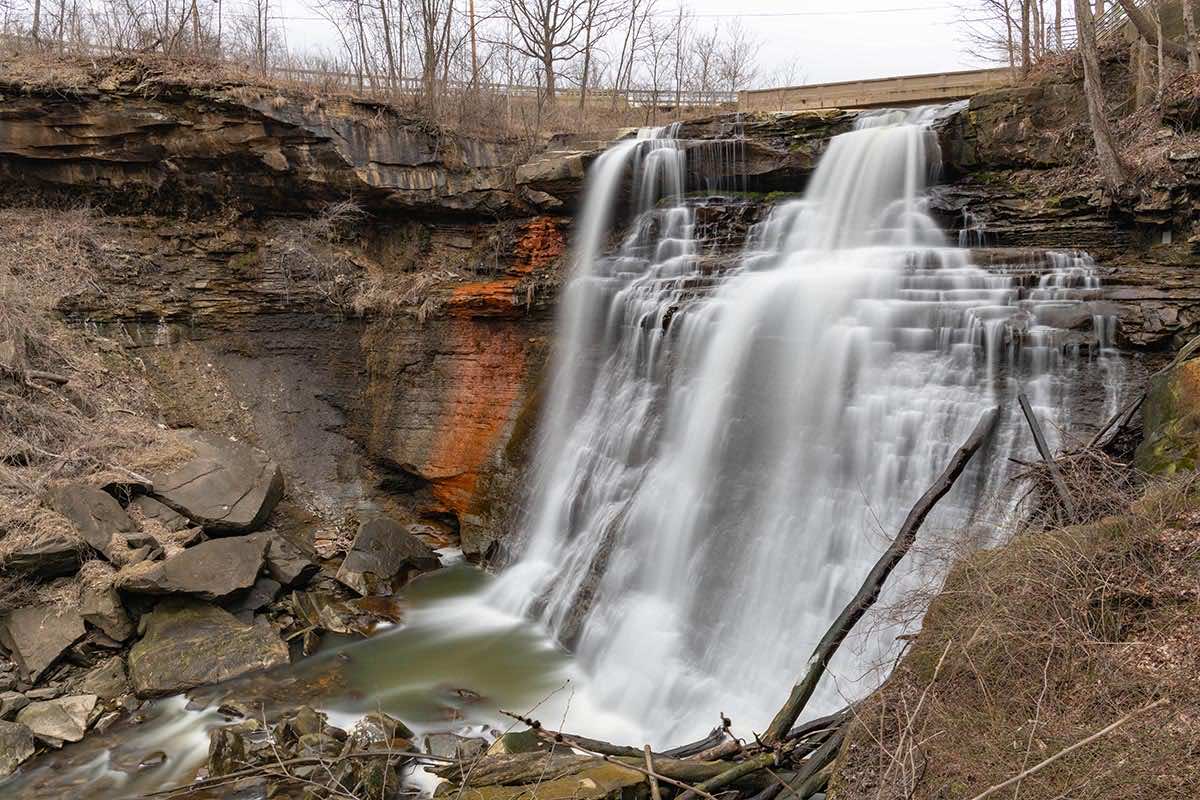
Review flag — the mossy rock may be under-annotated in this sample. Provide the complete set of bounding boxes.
[1136,357,1200,474]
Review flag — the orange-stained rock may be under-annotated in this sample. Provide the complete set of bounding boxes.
[447,217,565,319]
[447,278,523,318]
[510,216,566,275]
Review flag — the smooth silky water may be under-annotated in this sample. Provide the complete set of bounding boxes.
[1,108,1125,797]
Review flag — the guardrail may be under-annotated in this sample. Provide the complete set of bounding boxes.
[738,67,1015,112]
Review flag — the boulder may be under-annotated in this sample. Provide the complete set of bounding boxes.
[130,495,191,533]
[115,535,268,600]
[77,657,128,700]
[127,600,289,696]
[424,733,488,762]
[0,605,86,681]
[229,577,282,621]
[336,516,439,596]
[0,720,34,777]
[260,532,319,587]
[346,712,414,753]
[0,692,29,720]
[1137,357,1200,474]
[149,432,284,534]
[16,694,97,746]
[79,583,135,641]
[44,484,139,563]
[1,533,82,580]
[486,730,545,756]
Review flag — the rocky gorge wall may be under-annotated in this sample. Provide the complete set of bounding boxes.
[4,55,1200,564]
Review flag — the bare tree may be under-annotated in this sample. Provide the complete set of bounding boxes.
[575,0,621,112]
[715,18,758,94]
[1073,0,1126,192]
[492,0,590,99]
[1183,0,1199,72]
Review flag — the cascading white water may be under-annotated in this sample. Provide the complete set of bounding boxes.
[490,109,1122,746]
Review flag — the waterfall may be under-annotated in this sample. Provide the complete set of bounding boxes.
[490,110,1121,746]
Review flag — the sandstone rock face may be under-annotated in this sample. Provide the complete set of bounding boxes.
[0,720,34,777]
[15,695,97,746]
[336,516,440,596]
[1137,357,1200,474]
[115,535,268,599]
[0,605,86,681]
[128,600,289,696]
[150,431,284,534]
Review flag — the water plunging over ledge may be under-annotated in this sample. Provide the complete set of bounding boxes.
[1,109,1126,798]
[486,107,1123,745]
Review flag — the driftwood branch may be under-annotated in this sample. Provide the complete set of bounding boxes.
[1018,392,1076,520]
[678,752,777,800]
[644,745,664,800]
[499,710,722,800]
[966,698,1169,800]
[762,406,1001,744]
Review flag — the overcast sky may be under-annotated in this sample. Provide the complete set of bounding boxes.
[270,0,990,87]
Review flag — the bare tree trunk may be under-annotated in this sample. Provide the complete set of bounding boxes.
[1116,0,1190,61]
[31,0,41,40]
[468,0,478,88]
[379,0,398,89]
[1021,0,1031,73]
[1156,5,1165,104]
[190,0,200,53]
[1075,0,1128,192]
[1184,0,1200,72]
[579,13,594,113]
[1055,0,1062,49]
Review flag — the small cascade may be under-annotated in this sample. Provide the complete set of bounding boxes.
[491,109,1124,747]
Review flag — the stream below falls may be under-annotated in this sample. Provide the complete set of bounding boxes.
[3,105,1131,797]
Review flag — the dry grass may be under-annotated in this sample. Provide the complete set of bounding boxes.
[0,207,190,573]
[832,473,1200,800]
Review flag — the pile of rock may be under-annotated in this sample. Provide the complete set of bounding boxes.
[0,429,445,780]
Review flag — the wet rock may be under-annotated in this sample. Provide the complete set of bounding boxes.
[127,600,289,696]
[79,583,134,641]
[0,605,86,681]
[230,577,282,621]
[129,495,192,533]
[0,691,29,720]
[207,724,250,777]
[45,484,140,563]
[345,712,415,753]
[1137,357,1200,474]
[115,535,268,600]
[77,657,127,700]
[487,729,545,755]
[0,720,35,777]
[15,694,97,746]
[336,516,440,596]
[138,750,167,769]
[1,533,83,580]
[425,732,488,762]
[149,431,284,534]
[260,531,319,587]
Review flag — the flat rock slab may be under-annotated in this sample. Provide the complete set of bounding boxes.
[128,600,289,697]
[1,533,83,580]
[259,532,319,587]
[0,605,86,681]
[45,484,138,563]
[130,495,191,532]
[115,535,267,600]
[0,720,34,777]
[16,694,97,746]
[150,431,284,534]
[336,516,440,596]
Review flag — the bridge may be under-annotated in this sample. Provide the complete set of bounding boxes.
[737,67,1015,113]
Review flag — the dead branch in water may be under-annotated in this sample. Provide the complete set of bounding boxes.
[1018,392,1076,521]
[762,406,1001,744]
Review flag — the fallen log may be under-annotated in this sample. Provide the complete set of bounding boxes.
[762,406,1001,744]
[787,722,845,790]
[678,752,778,800]
[688,738,742,761]
[664,725,730,758]
[784,707,850,743]
[1018,392,1076,521]
[645,745,664,800]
